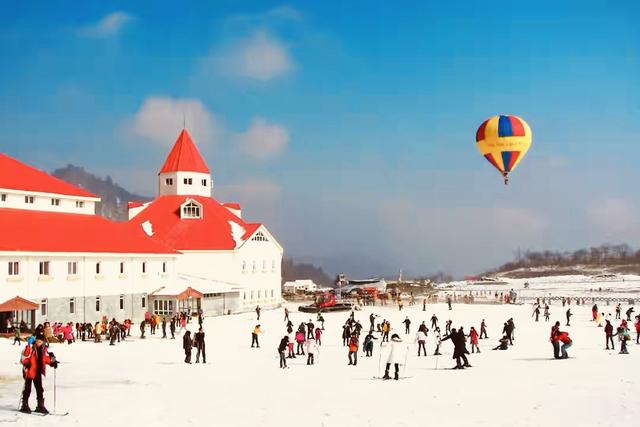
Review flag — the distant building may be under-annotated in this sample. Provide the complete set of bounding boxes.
[283,279,318,293]
[0,129,283,330]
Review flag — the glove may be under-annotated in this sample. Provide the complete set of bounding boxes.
[50,360,58,369]
[48,352,55,358]
[24,361,31,369]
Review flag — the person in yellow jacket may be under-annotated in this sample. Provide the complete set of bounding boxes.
[251,324,262,348]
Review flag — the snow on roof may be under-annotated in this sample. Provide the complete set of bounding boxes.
[176,274,242,294]
[0,208,177,254]
[0,153,98,198]
[128,195,262,251]
[223,202,241,210]
[158,129,210,174]
[128,201,146,209]
[141,220,154,236]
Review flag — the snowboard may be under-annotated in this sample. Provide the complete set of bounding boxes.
[19,411,69,416]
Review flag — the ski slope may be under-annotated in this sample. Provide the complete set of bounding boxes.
[0,300,638,426]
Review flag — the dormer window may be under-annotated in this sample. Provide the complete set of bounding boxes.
[165,178,173,185]
[183,178,193,185]
[1,194,6,202]
[182,201,201,219]
[25,196,34,204]
[76,201,84,208]
[201,179,207,186]
[51,198,60,206]
[252,231,269,242]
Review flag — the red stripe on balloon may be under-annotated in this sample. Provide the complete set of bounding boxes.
[476,120,488,142]
[484,153,503,172]
[508,151,520,170]
[508,116,525,136]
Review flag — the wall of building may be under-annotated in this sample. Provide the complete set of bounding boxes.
[0,188,97,215]
[0,253,176,324]
[158,171,212,197]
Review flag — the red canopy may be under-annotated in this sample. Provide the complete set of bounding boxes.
[0,296,38,312]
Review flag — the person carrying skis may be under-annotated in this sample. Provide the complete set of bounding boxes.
[251,324,262,348]
[278,336,289,368]
[348,333,359,366]
[382,334,408,380]
[183,330,193,363]
[605,319,615,350]
[468,326,480,353]
[305,337,319,365]
[403,317,411,334]
[19,331,58,414]
[479,319,488,339]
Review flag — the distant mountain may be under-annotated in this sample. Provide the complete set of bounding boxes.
[51,164,151,221]
[281,257,333,286]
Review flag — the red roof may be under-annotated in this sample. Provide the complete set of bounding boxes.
[129,195,261,251]
[223,203,241,210]
[0,154,98,198]
[0,296,38,312]
[128,201,146,209]
[158,129,210,174]
[0,208,177,254]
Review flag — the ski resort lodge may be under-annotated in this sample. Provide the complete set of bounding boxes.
[0,129,283,329]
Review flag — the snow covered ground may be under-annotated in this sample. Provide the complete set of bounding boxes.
[0,300,638,426]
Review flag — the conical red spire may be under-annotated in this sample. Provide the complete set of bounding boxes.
[159,129,210,174]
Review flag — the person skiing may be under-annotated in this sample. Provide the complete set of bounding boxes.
[492,335,510,350]
[431,314,438,329]
[183,330,192,363]
[566,308,572,326]
[318,313,325,330]
[445,320,452,335]
[432,327,442,355]
[278,336,289,368]
[605,320,615,350]
[305,337,319,365]
[468,326,480,353]
[363,332,377,357]
[625,307,635,321]
[369,313,377,332]
[251,325,262,348]
[295,329,306,355]
[415,328,427,356]
[441,328,470,369]
[348,333,359,366]
[479,319,488,339]
[447,295,452,310]
[422,298,426,311]
[502,322,513,346]
[19,331,58,414]
[194,327,206,363]
[403,317,411,334]
[555,329,572,359]
[550,321,561,359]
[382,334,407,380]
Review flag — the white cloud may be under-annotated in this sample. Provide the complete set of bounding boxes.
[78,11,132,38]
[208,30,293,81]
[128,97,220,148]
[235,117,289,159]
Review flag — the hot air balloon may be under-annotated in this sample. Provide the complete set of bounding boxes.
[475,115,532,185]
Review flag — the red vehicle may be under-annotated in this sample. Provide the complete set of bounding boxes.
[299,291,352,313]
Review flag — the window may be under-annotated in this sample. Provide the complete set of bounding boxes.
[95,297,101,312]
[183,178,193,185]
[76,201,84,208]
[40,299,47,317]
[242,261,246,272]
[0,194,6,202]
[119,295,125,310]
[39,261,50,276]
[258,290,262,299]
[25,196,34,204]
[8,261,19,276]
[96,262,101,274]
[51,198,60,206]
[141,295,146,309]
[250,291,254,300]
[162,262,166,273]
[271,290,274,298]
[251,231,268,242]
[252,261,256,272]
[182,201,201,218]
[165,178,173,185]
[120,262,125,274]
[272,260,276,270]
[201,179,207,186]
[67,261,78,275]
[69,298,75,314]
[142,262,147,274]
[262,260,266,270]
[243,292,247,300]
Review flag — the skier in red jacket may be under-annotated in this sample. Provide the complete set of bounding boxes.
[19,331,58,414]
[468,327,480,353]
[555,329,572,359]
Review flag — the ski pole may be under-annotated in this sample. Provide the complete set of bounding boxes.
[54,366,57,414]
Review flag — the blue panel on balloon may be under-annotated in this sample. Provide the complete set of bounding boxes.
[498,115,513,137]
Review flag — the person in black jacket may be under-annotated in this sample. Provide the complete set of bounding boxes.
[170,317,176,339]
[441,328,470,369]
[403,317,411,334]
[194,327,206,363]
[306,320,315,339]
[183,330,192,364]
[604,320,615,350]
[278,336,289,368]
[162,317,167,338]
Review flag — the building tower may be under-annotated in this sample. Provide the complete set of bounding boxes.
[157,129,212,197]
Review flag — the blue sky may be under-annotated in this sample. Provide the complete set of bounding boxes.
[1,1,640,277]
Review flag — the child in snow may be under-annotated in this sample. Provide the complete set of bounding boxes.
[306,337,319,365]
[348,333,359,366]
[314,327,323,345]
[468,326,480,353]
[287,333,296,358]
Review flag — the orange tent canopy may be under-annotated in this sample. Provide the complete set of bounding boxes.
[175,287,203,301]
[0,296,38,312]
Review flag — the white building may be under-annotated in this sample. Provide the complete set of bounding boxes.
[0,129,283,329]
[283,279,318,294]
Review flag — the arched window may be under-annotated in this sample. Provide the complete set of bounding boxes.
[182,201,201,218]
[251,231,268,242]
